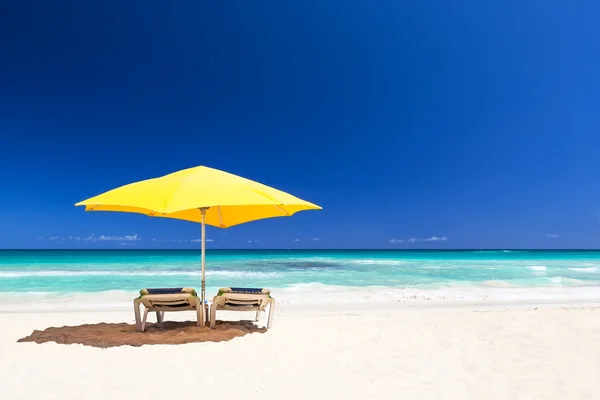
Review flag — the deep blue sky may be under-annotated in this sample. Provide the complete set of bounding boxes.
[1,1,600,249]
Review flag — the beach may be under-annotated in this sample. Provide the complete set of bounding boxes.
[5,0,597,396]
[2,301,600,399]
[4,250,600,398]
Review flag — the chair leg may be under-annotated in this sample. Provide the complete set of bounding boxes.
[267,299,275,329]
[142,308,150,332]
[156,311,164,323]
[133,298,143,332]
[255,309,260,322]
[210,305,217,329]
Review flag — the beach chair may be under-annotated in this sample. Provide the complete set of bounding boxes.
[133,287,205,332]
[210,287,275,329]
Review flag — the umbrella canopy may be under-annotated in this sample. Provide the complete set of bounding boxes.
[75,165,321,227]
[75,165,321,304]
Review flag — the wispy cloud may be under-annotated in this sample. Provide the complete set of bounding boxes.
[36,236,61,240]
[424,236,448,242]
[73,234,141,242]
[64,235,221,244]
[389,236,448,244]
[311,237,319,241]
[248,239,260,243]
[119,242,137,246]
[98,234,140,241]
[544,233,559,238]
[294,239,300,242]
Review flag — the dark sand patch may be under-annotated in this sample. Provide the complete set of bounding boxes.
[18,320,266,348]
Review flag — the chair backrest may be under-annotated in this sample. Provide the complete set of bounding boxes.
[139,287,198,309]
[214,288,272,309]
[142,296,196,309]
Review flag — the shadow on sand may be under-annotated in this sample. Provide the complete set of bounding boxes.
[18,320,266,348]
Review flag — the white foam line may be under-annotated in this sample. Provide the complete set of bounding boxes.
[528,266,547,272]
[568,267,599,273]
[0,270,281,278]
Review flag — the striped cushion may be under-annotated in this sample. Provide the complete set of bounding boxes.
[220,287,270,295]
[140,287,197,296]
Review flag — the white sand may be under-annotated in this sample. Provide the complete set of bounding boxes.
[2,302,600,400]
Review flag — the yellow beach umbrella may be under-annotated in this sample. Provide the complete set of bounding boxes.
[75,165,321,303]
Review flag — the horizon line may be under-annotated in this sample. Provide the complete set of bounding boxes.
[2,248,600,251]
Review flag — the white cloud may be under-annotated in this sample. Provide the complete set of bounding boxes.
[247,239,260,243]
[76,234,140,242]
[544,233,559,238]
[35,236,64,240]
[152,238,157,241]
[312,237,319,241]
[294,239,300,242]
[190,238,213,243]
[390,236,448,244]
[98,234,140,241]
[424,236,448,242]
[119,242,137,246]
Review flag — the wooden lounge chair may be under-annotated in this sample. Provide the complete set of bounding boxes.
[210,287,275,329]
[133,288,205,332]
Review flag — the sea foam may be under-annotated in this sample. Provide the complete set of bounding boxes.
[0,270,280,278]
[568,267,600,273]
[528,266,547,272]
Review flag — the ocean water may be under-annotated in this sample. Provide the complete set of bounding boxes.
[2,250,600,308]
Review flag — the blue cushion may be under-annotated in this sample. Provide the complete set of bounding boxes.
[229,287,263,293]
[145,288,184,295]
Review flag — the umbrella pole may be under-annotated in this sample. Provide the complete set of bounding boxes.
[200,208,207,310]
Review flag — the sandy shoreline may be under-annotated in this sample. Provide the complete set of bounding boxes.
[4,284,600,313]
[2,300,600,399]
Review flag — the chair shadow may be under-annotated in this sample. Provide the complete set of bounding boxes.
[18,320,266,348]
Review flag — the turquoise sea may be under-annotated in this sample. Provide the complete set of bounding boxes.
[2,250,600,307]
